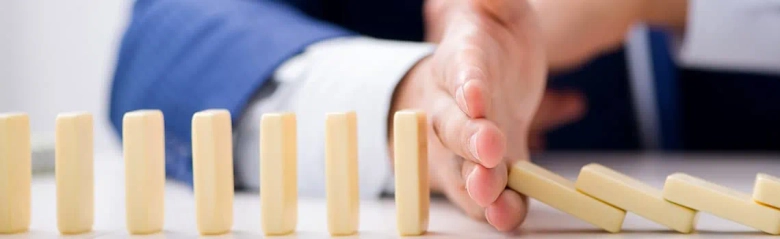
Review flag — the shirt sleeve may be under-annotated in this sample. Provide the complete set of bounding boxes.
[234,37,434,198]
[109,0,353,185]
[675,0,780,74]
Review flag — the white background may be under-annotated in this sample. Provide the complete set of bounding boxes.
[0,0,132,151]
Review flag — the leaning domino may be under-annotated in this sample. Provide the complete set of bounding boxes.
[663,173,780,234]
[575,163,697,233]
[508,161,626,233]
[753,173,780,209]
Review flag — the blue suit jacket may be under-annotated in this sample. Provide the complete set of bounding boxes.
[110,0,780,185]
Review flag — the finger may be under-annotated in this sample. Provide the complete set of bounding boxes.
[485,189,529,232]
[530,89,586,131]
[432,98,505,168]
[447,158,486,221]
[440,45,491,119]
[465,162,508,207]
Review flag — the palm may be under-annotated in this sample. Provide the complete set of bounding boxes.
[420,0,547,231]
[431,3,546,163]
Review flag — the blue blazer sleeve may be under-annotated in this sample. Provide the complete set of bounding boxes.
[109,0,353,185]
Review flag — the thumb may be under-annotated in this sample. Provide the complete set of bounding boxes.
[530,89,587,132]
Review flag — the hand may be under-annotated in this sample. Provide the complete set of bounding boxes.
[391,68,585,230]
[391,0,549,231]
[529,0,688,70]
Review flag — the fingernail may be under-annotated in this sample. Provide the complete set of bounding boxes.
[456,85,470,115]
[485,207,495,226]
[466,167,477,200]
[469,134,481,162]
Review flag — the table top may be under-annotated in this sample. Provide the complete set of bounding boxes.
[3,152,780,238]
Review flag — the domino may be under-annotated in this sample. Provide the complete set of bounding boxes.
[55,112,94,234]
[663,173,780,234]
[0,113,31,234]
[754,173,780,209]
[325,112,359,236]
[575,163,697,233]
[192,109,234,235]
[123,110,165,235]
[508,161,626,233]
[260,113,297,236]
[392,111,429,236]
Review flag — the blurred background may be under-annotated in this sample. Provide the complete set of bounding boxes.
[2,0,778,174]
[0,0,131,159]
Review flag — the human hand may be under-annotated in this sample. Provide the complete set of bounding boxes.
[391,0,552,231]
[390,65,585,231]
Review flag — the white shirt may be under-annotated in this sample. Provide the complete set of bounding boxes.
[234,0,780,197]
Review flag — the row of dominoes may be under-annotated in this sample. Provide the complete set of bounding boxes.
[509,161,780,234]
[0,110,430,236]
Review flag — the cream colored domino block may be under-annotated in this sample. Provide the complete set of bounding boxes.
[754,173,780,209]
[325,112,359,236]
[575,164,697,233]
[192,109,234,235]
[0,113,31,234]
[663,173,780,234]
[55,112,94,234]
[508,161,626,233]
[393,111,429,236]
[123,110,165,235]
[260,113,297,236]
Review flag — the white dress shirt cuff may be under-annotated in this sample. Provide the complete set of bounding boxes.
[677,0,780,74]
[291,37,435,198]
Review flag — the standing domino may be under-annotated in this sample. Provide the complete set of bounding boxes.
[663,173,780,234]
[56,112,94,234]
[393,111,429,236]
[192,110,234,235]
[508,161,626,233]
[260,113,297,235]
[753,173,780,209]
[123,110,165,234]
[0,113,31,234]
[575,164,697,233]
[325,112,359,236]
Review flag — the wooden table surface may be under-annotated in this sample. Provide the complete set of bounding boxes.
[2,152,780,238]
